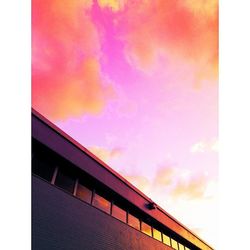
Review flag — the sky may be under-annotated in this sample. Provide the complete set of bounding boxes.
[32,0,218,247]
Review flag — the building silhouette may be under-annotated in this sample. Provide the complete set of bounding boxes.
[32,109,213,250]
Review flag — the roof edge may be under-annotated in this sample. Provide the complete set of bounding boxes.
[31,108,214,249]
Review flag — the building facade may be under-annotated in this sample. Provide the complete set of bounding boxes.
[32,109,213,250]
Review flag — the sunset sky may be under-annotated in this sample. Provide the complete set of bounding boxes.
[32,0,218,247]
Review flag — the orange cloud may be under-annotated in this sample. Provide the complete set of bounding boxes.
[153,167,175,187]
[122,0,218,84]
[32,0,114,120]
[148,166,212,201]
[97,0,127,12]
[88,146,123,163]
[170,175,207,200]
[123,175,151,193]
[183,0,217,18]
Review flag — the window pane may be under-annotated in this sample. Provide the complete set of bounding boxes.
[171,239,179,250]
[55,168,76,194]
[153,228,162,241]
[92,193,111,214]
[162,234,171,246]
[128,213,140,230]
[179,243,185,250]
[32,156,55,182]
[141,221,152,236]
[112,204,126,223]
[76,183,92,203]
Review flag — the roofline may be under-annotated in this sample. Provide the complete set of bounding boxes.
[31,108,214,249]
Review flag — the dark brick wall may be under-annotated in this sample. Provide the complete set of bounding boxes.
[32,176,172,250]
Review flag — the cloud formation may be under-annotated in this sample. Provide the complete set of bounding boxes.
[86,146,212,201]
[119,164,212,202]
[32,0,114,120]
[88,146,123,163]
[120,0,218,85]
[153,167,175,187]
[32,0,218,120]
[123,174,151,193]
[170,175,207,200]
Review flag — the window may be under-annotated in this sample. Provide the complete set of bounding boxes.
[179,243,185,250]
[92,193,111,214]
[112,204,127,223]
[76,182,92,203]
[32,156,55,182]
[55,168,76,194]
[152,228,162,241]
[32,142,198,250]
[141,221,152,237]
[128,213,140,230]
[171,239,179,250]
[162,234,171,246]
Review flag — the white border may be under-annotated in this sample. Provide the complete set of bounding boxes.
[219,0,250,249]
[0,0,31,249]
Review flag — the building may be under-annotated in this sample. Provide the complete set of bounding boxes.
[32,109,214,250]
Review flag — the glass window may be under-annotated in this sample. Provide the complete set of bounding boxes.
[179,243,185,250]
[152,228,162,241]
[76,183,92,203]
[32,156,55,182]
[92,193,111,214]
[112,204,127,223]
[162,234,171,246]
[55,168,76,194]
[128,213,140,230]
[171,239,179,250]
[141,221,152,237]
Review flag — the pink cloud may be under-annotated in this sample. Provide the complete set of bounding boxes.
[32,0,115,120]
[120,0,218,85]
